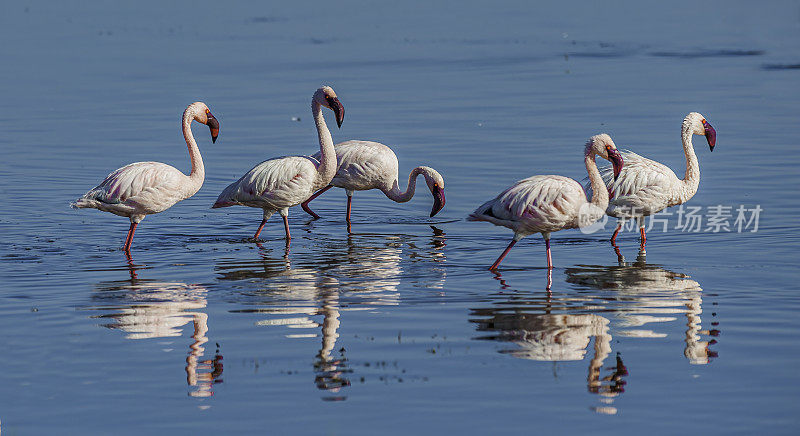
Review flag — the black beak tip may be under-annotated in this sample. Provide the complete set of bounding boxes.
[212,136,217,144]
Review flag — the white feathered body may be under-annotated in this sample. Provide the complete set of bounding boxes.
[469,175,604,238]
[591,151,693,220]
[311,140,399,193]
[213,155,325,212]
[72,161,200,222]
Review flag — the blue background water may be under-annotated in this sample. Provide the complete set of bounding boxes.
[1,1,799,434]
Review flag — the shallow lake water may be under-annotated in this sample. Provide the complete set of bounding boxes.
[2,1,800,434]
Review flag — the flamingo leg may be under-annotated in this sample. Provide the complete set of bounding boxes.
[637,217,646,250]
[612,241,625,264]
[346,195,353,224]
[546,268,553,291]
[301,185,332,219]
[610,223,622,244]
[639,227,646,249]
[123,222,138,253]
[489,239,517,271]
[545,237,552,269]
[253,218,268,240]
[283,214,291,242]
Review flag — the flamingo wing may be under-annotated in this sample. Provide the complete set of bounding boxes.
[470,175,586,233]
[590,151,680,216]
[78,162,187,212]
[214,156,318,208]
[312,140,398,190]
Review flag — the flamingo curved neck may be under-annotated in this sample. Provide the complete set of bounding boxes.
[585,152,608,209]
[679,125,700,201]
[182,110,204,185]
[385,167,423,203]
[312,100,336,191]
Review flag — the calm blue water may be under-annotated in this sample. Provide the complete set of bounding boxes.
[2,1,800,434]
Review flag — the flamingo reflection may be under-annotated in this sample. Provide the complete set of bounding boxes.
[220,230,446,399]
[566,247,719,365]
[473,255,719,414]
[84,261,223,397]
[472,304,628,410]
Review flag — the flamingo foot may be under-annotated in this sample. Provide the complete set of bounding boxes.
[301,185,332,219]
[489,239,517,271]
[301,202,320,220]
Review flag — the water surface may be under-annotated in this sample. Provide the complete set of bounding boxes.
[1,1,799,434]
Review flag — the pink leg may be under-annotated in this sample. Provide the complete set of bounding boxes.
[253,218,267,240]
[283,214,291,242]
[612,240,625,264]
[346,195,352,223]
[123,222,138,253]
[610,223,621,244]
[546,268,553,291]
[639,227,646,249]
[545,238,552,269]
[301,185,332,219]
[489,239,518,271]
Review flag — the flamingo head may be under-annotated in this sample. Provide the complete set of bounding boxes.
[315,86,345,128]
[203,108,220,143]
[422,167,446,217]
[686,112,716,152]
[187,102,220,143]
[588,133,624,181]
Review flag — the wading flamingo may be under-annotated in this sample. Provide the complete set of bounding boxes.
[468,134,624,271]
[71,102,220,253]
[212,86,344,242]
[300,140,445,224]
[593,112,716,249]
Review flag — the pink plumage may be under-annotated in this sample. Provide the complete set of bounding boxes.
[301,140,446,223]
[469,134,624,274]
[587,112,716,248]
[212,86,345,242]
[71,102,220,253]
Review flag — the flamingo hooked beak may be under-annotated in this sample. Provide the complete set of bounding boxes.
[430,185,445,217]
[326,96,345,128]
[703,119,716,152]
[206,111,220,143]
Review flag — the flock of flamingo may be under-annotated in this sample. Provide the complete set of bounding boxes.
[71,86,716,271]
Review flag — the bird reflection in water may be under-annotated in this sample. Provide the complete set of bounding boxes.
[85,258,223,398]
[221,228,447,400]
[224,254,353,400]
[568,245,719,365]
[473,252,718,414]
[472,299,628,413]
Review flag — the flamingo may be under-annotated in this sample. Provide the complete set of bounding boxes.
[212,86,344,242]
[468,134,624,271]
[300,140,446,224]
[594,112,716,248]
[71,102,220,253]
